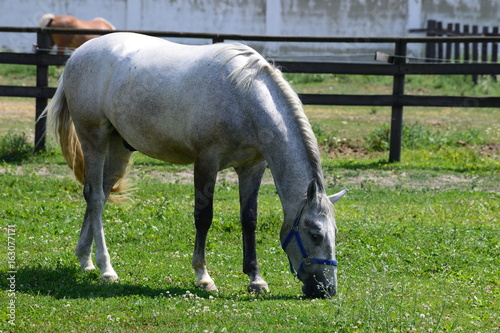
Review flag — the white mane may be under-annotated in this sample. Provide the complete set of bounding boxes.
[217,44,324,189]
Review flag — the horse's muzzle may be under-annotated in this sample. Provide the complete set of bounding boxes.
[302,277,336,298]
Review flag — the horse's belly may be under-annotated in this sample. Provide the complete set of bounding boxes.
[143,149,194,165]
[219,148,265,170]
[127,137,195,165]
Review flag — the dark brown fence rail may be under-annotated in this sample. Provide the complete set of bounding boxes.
[1,27,500,162]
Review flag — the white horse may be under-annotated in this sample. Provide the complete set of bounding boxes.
[42,32,347,298]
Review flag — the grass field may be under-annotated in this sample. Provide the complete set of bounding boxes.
[0,65,499,332]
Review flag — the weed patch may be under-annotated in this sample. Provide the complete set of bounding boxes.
[0,131,33,163]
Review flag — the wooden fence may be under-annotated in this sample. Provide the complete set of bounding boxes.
[411,19,499,63]
[1,27,500,162]
[410,19,499,83]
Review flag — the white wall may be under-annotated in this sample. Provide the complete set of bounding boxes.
[1,0,499,59]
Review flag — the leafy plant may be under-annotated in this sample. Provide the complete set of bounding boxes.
[311,122,355,150]
[365,123,391,151]
[0,131,33,163]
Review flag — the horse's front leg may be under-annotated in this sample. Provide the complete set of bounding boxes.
[236,162,269,294]
[192,160,218,291]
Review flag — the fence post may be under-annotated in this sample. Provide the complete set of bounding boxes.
[437,21,444,62]
[453,23,461,62]
[389,40,407,163]
[463,25,470,63]
[445,23,453,62]
[34,30,50,152]
[481,26,489,63]
[492,27,499,81]
[472,25,479,84]
[425,20,436,62]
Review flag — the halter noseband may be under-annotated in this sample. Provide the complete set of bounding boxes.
[281,203,338,280]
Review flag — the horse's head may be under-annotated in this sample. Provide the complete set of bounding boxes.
[281,179,347,298]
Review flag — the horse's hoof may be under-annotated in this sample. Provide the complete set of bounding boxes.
[82,263,96,271]
[197,280,218,292]
[101,272,119,282]
[78,256,96,271]
[248,281,269,294]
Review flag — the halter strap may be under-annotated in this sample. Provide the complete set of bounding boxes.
[281,204,338,279]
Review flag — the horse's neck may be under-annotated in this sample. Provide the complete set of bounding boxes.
[267,142,321,216]
[258,92,323,223]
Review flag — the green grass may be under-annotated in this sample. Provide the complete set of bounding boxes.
[0,149,498,332]
[0,64,61,86]
[0,65,499,332]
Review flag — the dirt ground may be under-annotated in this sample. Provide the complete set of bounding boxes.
[138,165,498,193]
[0,99,36,138]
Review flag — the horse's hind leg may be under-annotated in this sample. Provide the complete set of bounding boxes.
[236,161,269,294]
[76,129,131,281]
[76,211,95,271]
[75,128,113,279]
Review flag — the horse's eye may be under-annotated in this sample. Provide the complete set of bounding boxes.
[310,233,324,243]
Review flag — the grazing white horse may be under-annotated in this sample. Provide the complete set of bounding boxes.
[42,32,347,298]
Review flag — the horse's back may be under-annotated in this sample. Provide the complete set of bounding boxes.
[64,33,239,111]
[67,33,229,78]
[70,32,236,70]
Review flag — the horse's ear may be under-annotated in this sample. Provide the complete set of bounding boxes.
[307,179,319,205]
[329,189,348,204]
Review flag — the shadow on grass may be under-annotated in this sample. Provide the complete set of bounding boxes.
[1,265,201,300]
[1,265,300,301]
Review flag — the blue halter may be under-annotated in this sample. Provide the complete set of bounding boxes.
[281,204,338,279]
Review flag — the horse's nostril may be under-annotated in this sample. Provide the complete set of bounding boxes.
[326,284,336,297]
[302,281,336,298]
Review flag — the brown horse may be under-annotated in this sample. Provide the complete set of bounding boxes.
[39,14,115,54]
